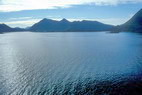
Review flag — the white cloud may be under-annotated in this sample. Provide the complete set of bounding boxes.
[9,17,33,20]
[3,19,41,28]
[0,0,142,12]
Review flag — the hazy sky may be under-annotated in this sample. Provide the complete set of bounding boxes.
[0,0,142,28]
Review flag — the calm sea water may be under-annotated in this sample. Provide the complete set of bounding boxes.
[0,32,142,95]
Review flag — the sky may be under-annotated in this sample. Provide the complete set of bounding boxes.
[0,0,142,28]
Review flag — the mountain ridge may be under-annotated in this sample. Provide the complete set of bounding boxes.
[30,18,114,32]
[112,8,142,32]
[0,23,27,33]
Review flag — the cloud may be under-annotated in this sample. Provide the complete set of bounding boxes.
[3,19,41,28]
[9,17,33,20]
[0,0,142,12]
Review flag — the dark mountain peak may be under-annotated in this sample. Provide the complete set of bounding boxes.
[124,8,142,25]
[60,18,69,23]
[0,23,5,25]
[35,18,58,27]
[112,9,142,32]
[137,8,142,14]
[42,18,47,21]
[0,24,11,29]
[0,23,10,27]
[40,18,54,22]
[134,8,142,19]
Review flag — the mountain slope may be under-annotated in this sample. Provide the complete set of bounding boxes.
[0,24,26,33]
[0,24,14,32]
[68,20,114,31]
[112,9,142,32]
[30,18,114,32]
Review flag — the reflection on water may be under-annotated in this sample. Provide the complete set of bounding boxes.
[0,32,142,95]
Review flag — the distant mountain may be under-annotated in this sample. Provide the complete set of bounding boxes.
[0,24,25,33]
[0,24,14,33]
[68,20,114,32]
[13,27,26,31]
[30,18,114,32]
[112,9,142,32]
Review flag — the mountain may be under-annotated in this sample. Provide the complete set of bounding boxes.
[13,27,26,31]
[68,20,114,32]
[112,9,142,32]
[0,24,25,33]
[30,18,114,32]
[0,24,14,33]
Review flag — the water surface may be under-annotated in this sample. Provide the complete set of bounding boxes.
[0,32,142,95]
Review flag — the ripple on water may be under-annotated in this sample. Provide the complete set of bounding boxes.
[0,32,142,95]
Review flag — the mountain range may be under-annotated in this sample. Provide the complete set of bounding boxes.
[0,8,142,33]
[30,18,114,32]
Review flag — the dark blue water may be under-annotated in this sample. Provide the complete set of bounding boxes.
[0,32,142,95]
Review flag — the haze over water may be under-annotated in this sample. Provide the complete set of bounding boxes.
[0,32,142,95]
